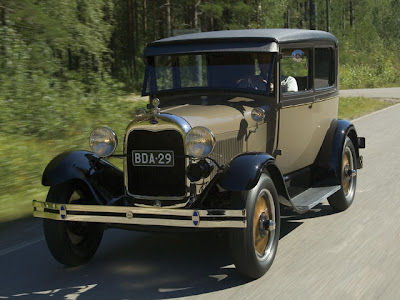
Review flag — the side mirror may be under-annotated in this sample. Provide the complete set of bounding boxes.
[251,107,266,123]
[249,107,268,136]
[291,49,304,62]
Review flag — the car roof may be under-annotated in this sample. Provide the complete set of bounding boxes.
[144,29,338,57]
[150,28,337,45]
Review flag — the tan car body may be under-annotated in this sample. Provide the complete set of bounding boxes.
[162,103,265,163]
[277,96,339,174]
[160,95,339,176]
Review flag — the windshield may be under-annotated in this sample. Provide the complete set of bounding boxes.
[143,52,276,96]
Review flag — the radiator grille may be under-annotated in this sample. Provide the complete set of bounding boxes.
[126,130,186,198]
[210,137,244,168]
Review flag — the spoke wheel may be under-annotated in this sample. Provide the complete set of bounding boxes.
[229,174,280,279]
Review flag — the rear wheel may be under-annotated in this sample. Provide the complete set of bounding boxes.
[229,174,280,279]
[328,137,357,211]
[43,182,104,266]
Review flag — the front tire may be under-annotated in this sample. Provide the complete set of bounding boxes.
[43,182,104,266]
[328,137,357,211]
[229,174,280,279]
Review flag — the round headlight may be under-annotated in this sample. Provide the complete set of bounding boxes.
[186,126,216,158]
[89,126,118,157]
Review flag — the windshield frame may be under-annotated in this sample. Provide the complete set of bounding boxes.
[142,52,277,97]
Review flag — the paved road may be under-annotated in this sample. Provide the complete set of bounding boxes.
[1,103,400,299]
[340,87,400,99]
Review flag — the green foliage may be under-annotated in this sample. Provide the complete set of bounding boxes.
[199,0,288,30]
[0,0,125,139]
[333,0,400,88]
[260,0,289,28]
[200,3,224,19]
[340,58,400,89]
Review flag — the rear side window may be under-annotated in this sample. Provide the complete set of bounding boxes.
[280,48,311,93]
[315,48,334,89]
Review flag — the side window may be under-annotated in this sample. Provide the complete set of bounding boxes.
[280,48,310,94]
[315,48,334,89]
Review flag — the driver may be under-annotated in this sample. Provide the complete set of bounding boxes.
[236,53,274,92]
[236,53,298,93]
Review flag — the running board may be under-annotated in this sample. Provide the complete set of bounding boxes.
[291,185,341,213]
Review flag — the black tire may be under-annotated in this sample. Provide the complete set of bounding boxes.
[328,137,357,212]
[229,174,281,279]
[43,181,104,266]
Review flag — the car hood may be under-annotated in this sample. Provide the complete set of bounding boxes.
[161,103,258,136]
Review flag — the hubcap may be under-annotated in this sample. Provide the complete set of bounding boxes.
[258,213,276,238]
[253,190,275,258]
[258,213,268,238]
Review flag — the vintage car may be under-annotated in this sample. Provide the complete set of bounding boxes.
[33,29,365,279]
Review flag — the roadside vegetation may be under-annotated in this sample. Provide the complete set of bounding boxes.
[0,0,400,223]
[338,97,395,120]
[0,96,146,223]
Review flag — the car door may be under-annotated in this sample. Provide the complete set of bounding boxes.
[275,46,338,175]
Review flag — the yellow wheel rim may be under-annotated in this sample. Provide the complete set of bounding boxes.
[253,190,275,257]
[342,152,351,194]
[342,145,356,199]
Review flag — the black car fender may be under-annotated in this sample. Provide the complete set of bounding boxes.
[317,119,362,183]
[217,153,291,206]
[42,151,125,205]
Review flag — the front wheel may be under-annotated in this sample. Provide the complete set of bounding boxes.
[43,182,104,266]
[328,137,357,211]
[229,174,280,279]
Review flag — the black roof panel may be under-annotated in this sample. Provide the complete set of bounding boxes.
[148,28,337,46]
[144,29,337,57]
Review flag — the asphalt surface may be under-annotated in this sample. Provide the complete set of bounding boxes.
[340,87,400,99]
[1,91,400,299]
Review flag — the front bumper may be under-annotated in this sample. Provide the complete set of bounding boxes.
[32,200,247,229]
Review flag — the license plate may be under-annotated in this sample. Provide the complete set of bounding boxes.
[132,150,174,167]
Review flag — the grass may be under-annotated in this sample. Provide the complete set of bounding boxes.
[338,97,396,120]
[0,96,396,223]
